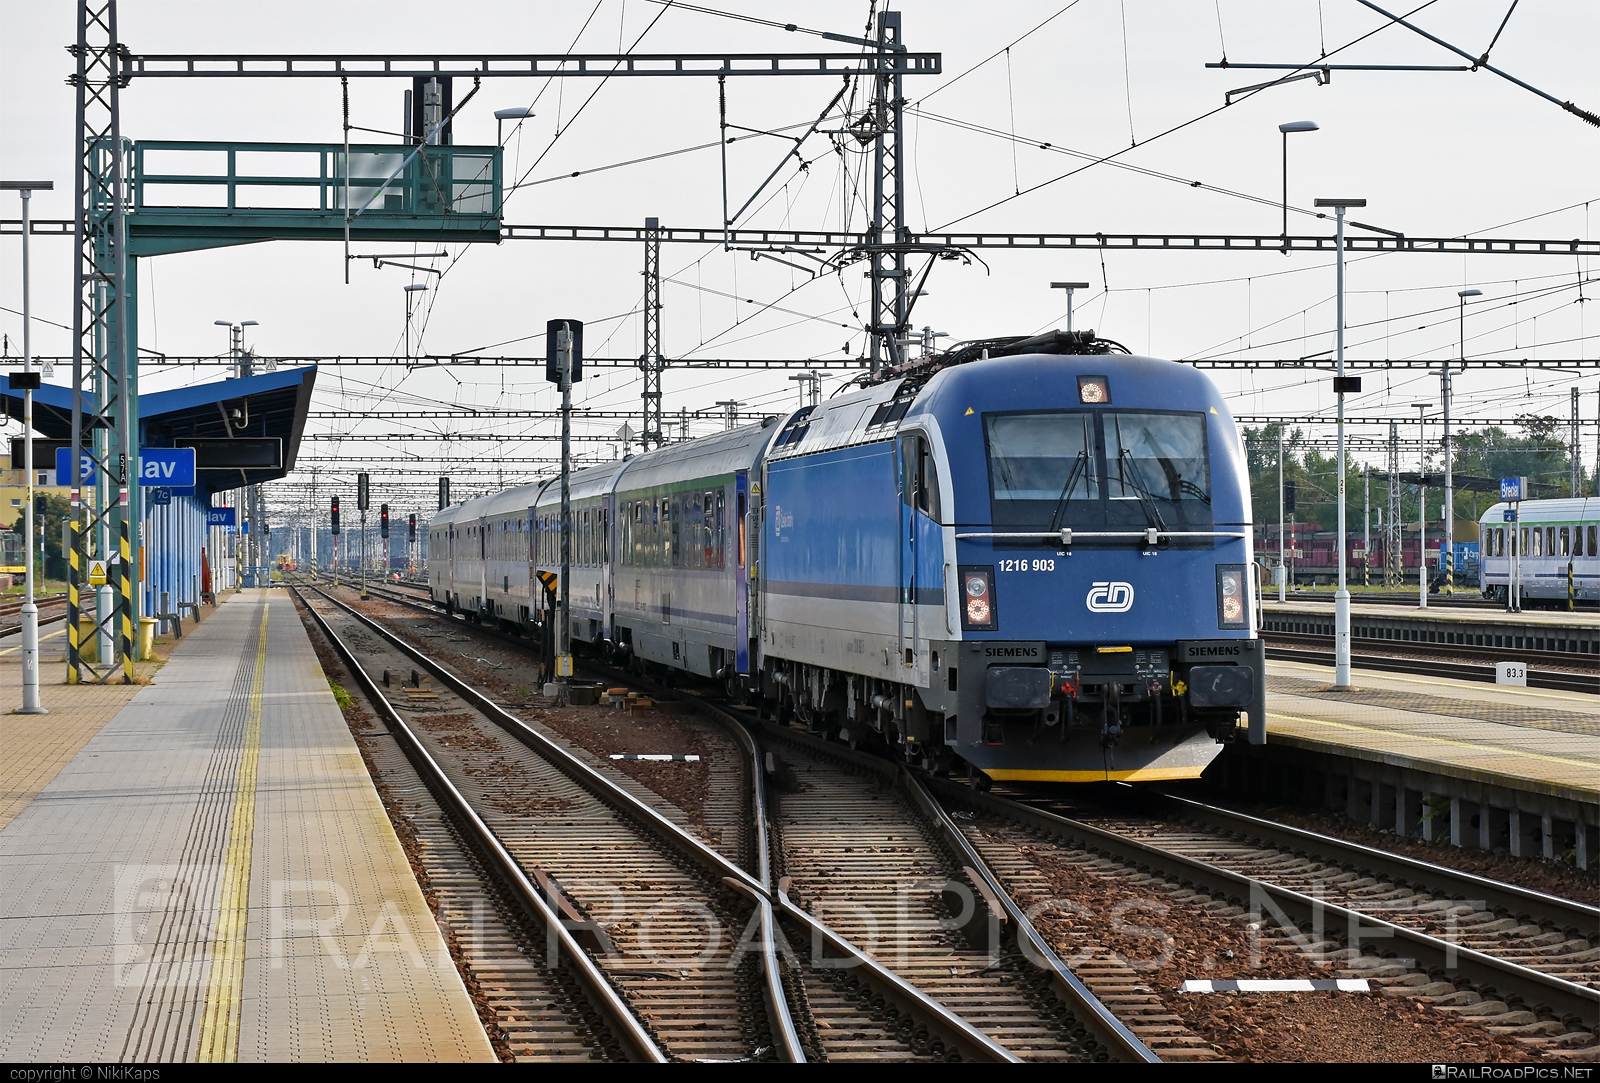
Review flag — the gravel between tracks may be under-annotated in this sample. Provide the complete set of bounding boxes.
[964,815,1531,1063]
[346,595,738,848]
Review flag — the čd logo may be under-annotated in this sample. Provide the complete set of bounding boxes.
[1086,581,1135,613]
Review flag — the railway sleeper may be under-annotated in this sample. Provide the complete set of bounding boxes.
[1023,826,1599,1056]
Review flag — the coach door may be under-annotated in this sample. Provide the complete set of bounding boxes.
[898,435,918,662]
[600,493,614,639]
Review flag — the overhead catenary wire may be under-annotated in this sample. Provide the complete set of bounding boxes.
[929,0,1444,232]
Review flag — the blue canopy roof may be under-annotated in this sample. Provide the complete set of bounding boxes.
[3,365,316,497]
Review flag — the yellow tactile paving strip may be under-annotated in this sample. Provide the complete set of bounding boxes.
[0,590,494,1063]
[197,604,269,1063]
[1266,659,1600,802]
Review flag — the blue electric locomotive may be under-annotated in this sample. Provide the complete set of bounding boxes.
[430,331,1266,784]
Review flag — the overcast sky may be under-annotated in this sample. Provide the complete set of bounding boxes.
[2,0,1596,513]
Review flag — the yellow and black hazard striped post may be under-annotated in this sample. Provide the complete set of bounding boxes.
[1569,559,1576,612]
[66,516,81,684]
[120,489,135,683]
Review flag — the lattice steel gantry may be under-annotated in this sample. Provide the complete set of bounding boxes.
[67,0,137,682]
[640,217,664,450]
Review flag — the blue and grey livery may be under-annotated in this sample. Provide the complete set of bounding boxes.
[430,334,1267,785]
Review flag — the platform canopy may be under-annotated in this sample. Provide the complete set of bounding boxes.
[2,366,316,498]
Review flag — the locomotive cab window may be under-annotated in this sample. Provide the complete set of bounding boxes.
[983,409,1212,538]
[900,434,941,519]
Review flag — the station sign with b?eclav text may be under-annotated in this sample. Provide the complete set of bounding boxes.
[55,447,197,489]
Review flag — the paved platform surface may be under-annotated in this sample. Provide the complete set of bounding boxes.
[0,588,494,1063]
[1265,658,1599,803]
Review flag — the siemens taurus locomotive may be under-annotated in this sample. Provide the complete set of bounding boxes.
[431,332,1266,784]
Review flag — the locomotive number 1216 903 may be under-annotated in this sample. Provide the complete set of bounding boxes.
[997,558,1056,572]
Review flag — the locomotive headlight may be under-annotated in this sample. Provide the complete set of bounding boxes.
[1076,375,1110,404]
[1215,564,1247,629]
[959,566,997,631]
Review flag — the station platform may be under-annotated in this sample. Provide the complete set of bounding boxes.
[1227,658,1599,868]
[0,589,494,1063]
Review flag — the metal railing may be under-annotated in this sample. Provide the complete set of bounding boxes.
[131,140,500,219]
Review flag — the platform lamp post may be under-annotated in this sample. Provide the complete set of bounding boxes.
[493,106,536,146]
[1050,282,1092,334]
[1314,196,1363,689]
[1412,403,1431,609]
[1445,289,1482,595]
[403,284,428,360]
[214,319,258,379]
[3,179,53,715]
[1279,121,1319,254]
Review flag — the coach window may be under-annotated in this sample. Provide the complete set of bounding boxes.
[670,495,682,567]
[715,492,726,567]
[1588,525,1597,555]
[1560,526,1570,557]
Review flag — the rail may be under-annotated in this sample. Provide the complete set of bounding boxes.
[292,584,666,1062]
[1165,796,1600,939]
[308,581,1016,1063]
[935,778,1600,1031]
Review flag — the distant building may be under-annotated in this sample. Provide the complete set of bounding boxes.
[0,453,67,532]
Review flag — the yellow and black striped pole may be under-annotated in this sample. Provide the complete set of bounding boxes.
[66,514,81,684]
[120,488,135,683]
[1569,559,1576,612]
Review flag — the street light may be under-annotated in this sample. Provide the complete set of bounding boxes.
[1413,402,1431,609]
[1314,195,1364,689]
[494,106,536,146]
[1,178,54,715]
[1049,282,1092,334]
[403,283,428,359]
[1279,121,1319,254]
[1445,288,1482,595]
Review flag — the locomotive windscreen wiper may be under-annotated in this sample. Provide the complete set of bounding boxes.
[1046,449,1091,534]
[1118,448,1170,534]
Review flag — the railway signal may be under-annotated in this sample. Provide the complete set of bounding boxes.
[408,513,416,543]
[438,476,449,510]
[357,473,371,600]
[330,496,340,535]
[380,504,390,538]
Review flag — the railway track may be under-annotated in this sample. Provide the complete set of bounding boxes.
[1272,592,1503,610]
[317,576,1599,1057]
[1262,638,1597,694]
[1262,626,1596,670]
[0,592,66,617]
[296,580,1155,1063]
[959,784,1600,1052]
[0,598,68,637]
